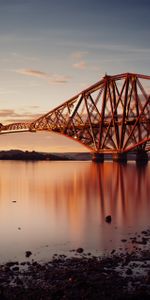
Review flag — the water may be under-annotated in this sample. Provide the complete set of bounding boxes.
[0,160,149,263]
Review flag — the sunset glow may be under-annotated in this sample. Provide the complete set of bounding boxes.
[0,0,150,151]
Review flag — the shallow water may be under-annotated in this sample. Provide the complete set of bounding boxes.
[0,160,149,263]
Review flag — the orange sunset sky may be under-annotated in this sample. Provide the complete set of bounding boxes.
[0,0,150,152]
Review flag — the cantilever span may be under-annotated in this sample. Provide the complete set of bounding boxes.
[0,122,32,133]
[0,73,150,161]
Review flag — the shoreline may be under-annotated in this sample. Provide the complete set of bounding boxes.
[0,250,150,299]
[0,150,149,162]
[0,150,91,161]
[0,228,150,299]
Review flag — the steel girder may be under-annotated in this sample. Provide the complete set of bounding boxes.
[0,122,32,133]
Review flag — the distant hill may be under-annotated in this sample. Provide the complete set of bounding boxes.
[0,150,149,161]
[0,150,92,161]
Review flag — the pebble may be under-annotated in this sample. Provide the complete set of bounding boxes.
[76,248,84,253]
[105,215,112,223]
[126,268,133,275]
[25,251,32,258]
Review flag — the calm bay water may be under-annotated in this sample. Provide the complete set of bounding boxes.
[0,160,149,263]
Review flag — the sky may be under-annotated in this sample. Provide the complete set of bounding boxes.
[0,0,150,152]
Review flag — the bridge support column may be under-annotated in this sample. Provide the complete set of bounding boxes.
[92,153,104,162]
[112,153,127,163]
[136,151,148,164]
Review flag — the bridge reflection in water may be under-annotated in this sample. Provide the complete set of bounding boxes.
[0,161,149,261]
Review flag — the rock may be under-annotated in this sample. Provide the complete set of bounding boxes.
[25,251,32,258]
[20,261,27,266]
[15,277,23,285]
[126,268,133,275]
[68,277,73,282]
[105,215,112,223]
[12,266,19,271]
[6,261,18,268]
[141,230,147,235]
[76,248,84,254]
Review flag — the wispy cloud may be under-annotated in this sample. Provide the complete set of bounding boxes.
[68,41,150,55]
[72,61,87,70]
[48,74,70,84]
[96,43,150,54]
[71,51,88,60]
[71,51,88,70]
[0,109,42,123]
[16,69,48,79]
[72,59,100,72]
[29,105,41,109]
[11,52,38,62]
[16,69,70,84]
[0,109,17,117]
[0,90,17,95]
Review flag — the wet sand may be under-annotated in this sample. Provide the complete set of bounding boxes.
[0,229,150,299]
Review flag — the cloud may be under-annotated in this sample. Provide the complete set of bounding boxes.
[11,52,38,62]
[29,105,40,109]
[0,109,42,123]
[48,74,70,84]
[0,109,20,118]
[72,61,87,70]
[71,51,88,60]
[16,69,48,79]
[0,90,17,95]
[69,41,150,55]
[71,51,88,70]
[16,69,70,84]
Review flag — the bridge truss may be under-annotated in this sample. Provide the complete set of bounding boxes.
[0,73,150,158]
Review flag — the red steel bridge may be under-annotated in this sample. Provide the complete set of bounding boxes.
[0,73,150,162]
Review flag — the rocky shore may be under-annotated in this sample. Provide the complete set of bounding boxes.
[0,229,150,299]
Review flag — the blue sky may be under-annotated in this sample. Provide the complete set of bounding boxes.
[0,0,150,151]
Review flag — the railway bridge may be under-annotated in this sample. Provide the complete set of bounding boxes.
[0,73,150,162]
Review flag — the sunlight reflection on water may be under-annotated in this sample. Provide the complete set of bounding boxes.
[0,161,149,263]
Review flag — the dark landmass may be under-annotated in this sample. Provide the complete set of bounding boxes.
[0,150,149,162]
[0,228,150,299]
[0,150,92,161]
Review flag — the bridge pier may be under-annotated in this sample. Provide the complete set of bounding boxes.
[112,153,127,163]
[136,151,148,164]
[92,153,104,163]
